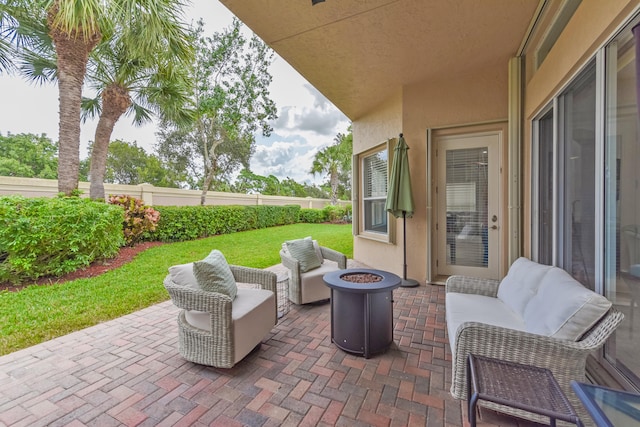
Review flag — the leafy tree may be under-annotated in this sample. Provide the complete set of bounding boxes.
[157,19,277,205]
[310,128,353,204]
[0,132,58,178]
[232,168,280,195]
[80,139,185,188]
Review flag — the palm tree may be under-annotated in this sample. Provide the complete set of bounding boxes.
[83,18,193,200]
[45,0,104,195]
[310,132,352,204]
[8,0,191,196]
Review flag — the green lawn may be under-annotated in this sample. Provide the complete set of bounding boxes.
[0,223,353,356]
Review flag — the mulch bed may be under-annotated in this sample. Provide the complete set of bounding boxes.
[0,241,165,292]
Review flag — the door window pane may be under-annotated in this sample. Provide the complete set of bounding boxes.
[605,24,640,387]
[445,148,488,267]
[537,110,554,265]
[560,61,597,290]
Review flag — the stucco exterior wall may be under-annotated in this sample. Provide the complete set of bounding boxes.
[521,0,640,254]
[352,92,403,274]
[353,61,510,283]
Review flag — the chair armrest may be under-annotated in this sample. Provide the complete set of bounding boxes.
[230,265,277,295]
[280,249,302,304]
[320,246,347,269]
[445,275,499,297]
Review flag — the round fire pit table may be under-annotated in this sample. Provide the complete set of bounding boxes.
[323,268,402,358]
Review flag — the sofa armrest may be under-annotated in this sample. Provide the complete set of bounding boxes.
[445,275,499,297]
[450,308,624,401]
[320,246,347,269]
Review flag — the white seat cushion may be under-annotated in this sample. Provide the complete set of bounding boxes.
[446,292,526,359]
[299,261,339,303]
[184,288,275,363]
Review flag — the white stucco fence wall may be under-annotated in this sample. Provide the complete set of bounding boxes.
[0,176,348,209]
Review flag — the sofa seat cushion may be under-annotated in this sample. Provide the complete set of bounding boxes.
[523,267,612,340]
[446,292,526,359]
[184,288,275,363]
[299,261,338,303]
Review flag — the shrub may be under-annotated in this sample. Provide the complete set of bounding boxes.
[0,196,124,283]
[148,204,301,242]
[108,195,160,246]
[299,208,326,223]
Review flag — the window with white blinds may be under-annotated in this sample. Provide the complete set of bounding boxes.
[362,148,388,234]
[445,147,488,267]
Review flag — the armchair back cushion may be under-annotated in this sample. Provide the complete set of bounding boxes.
[193,250,238,299]
[168,263,199,289]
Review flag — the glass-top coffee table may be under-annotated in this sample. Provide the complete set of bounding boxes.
[571,381,640,426]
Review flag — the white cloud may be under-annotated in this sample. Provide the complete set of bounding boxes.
[0,0,350,186]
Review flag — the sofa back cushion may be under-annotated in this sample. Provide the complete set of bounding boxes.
[497,257,553,317]
[523,267,612,340]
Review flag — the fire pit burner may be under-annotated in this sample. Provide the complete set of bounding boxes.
[323,268,401,358]
[339,273,382,283]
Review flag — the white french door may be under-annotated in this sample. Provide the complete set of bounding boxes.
[435,132,500,279]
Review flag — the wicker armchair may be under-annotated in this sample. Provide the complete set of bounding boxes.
[164,264,277,368]
[280,244,347,304]
[446,275,624,425]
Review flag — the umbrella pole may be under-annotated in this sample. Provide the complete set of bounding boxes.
[401,210,419,287]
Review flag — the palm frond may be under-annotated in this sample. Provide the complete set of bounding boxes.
[18,48,57,83]
[127,102,152,126]
[81,96,101,123]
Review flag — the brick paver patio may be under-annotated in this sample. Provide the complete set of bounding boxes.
[0,268,543,426]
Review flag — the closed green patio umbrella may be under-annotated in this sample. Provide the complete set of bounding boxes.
[385,133,419,287]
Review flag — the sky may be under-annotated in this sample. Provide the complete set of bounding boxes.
[0,0,350,186]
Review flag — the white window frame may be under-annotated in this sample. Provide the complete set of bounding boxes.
[354,140,395,243]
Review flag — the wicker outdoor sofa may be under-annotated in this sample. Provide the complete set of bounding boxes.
[446,257,624,426]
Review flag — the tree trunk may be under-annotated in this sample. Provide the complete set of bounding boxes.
[48,6,100,195]
[200,160,216,206]
[200,136,222,205]
[89,84,131,200]
[330,171,339,205]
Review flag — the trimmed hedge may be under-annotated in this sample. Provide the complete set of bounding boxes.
[0,196,124,283]
[148,204,301,242]
[299,208,326,223]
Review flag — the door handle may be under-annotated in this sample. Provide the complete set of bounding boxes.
[490,225,498,230]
